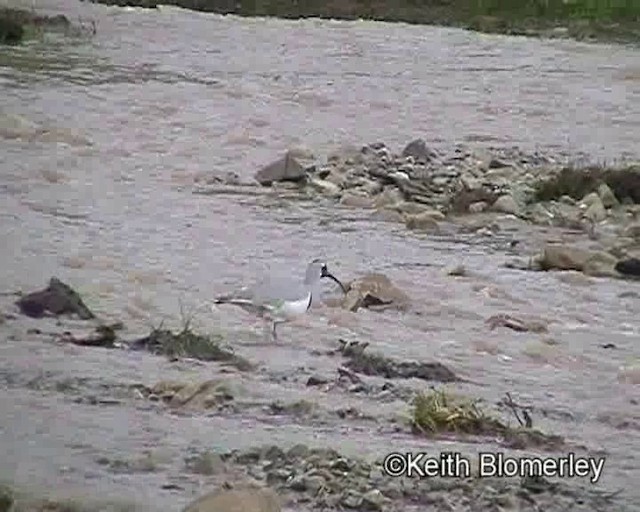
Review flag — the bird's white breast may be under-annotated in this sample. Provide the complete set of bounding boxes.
[279,292,312,319]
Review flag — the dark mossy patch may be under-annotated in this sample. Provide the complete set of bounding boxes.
[0,7,75,44]
[0,484,13,512]
[60,324,118,348]
[130,326,254,370]
[337,340,459,383]
[533,165,640,204]
[0,12,24,44]
[412,389,565,451]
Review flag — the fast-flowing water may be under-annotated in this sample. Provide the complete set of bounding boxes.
[1,0,639,509]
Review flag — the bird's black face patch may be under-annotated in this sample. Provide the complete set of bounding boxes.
[320,264,329,277]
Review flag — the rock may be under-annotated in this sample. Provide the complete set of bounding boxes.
[185,451,226,475]
[623,222,640,240]
[485,314,548,333]
[361,489,386,511]
[150,380,234,410]
[582,251,618,277]
[527,203,554,225]
[550,201,583,229]
[580,192,602,209]
[16,277,95,319]
[468,201,488,213]
[301,475,325,494]
[358,179,383,196]
[394,202,444,219]
[491,194,521,215]
[341,490,363,509]
[255,152,308,186]
[328,144,362,165]
[404,212,440,232]
[615,257,640,277]
[583,196,607,223]
[371,208,404,223]
[401,138,436,163]
[182,486,281,512]
[306,375,329,386]
[538,245,592,271]
[307,176,341,197]
[597,182,619,208]
[342,273,411,312]
[339,192,374,208]
[373,187,404,209]
[323,168,347,187]
[488,157,512,169]
[538,244,618,277]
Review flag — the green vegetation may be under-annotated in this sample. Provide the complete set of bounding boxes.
[0,9,25,45]
[0,7,94,45]
[91,0,640,44]
[534,164,640,203]
[411,389,566,450]
[412,388,501,434]
[132,324,255,370]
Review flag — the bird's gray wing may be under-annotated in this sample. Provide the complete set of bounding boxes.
[251,275,310,305]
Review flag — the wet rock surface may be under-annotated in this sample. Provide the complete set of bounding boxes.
[340,273,412,312]
[16,277,95,320]
[182,485,281,512]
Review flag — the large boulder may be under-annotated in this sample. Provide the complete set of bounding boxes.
[16,277,95,319]
[538,245,618,277]
[182,486,281,512]
[255,152,309,186]
[341,273,411,312]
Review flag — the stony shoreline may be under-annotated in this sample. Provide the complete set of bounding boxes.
[235,140,640,281]
[86,0,640,46]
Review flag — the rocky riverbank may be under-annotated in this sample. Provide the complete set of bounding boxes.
[87,0,640,45]
[239,140,640,281]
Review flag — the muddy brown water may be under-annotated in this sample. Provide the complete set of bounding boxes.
[1,0,640,509]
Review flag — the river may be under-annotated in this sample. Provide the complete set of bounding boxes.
[1,0,639,509]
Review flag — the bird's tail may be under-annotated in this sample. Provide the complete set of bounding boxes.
[213,296,254,307]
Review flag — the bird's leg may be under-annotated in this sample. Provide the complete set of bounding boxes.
[262,321,273,343]
[271,321,279,342]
